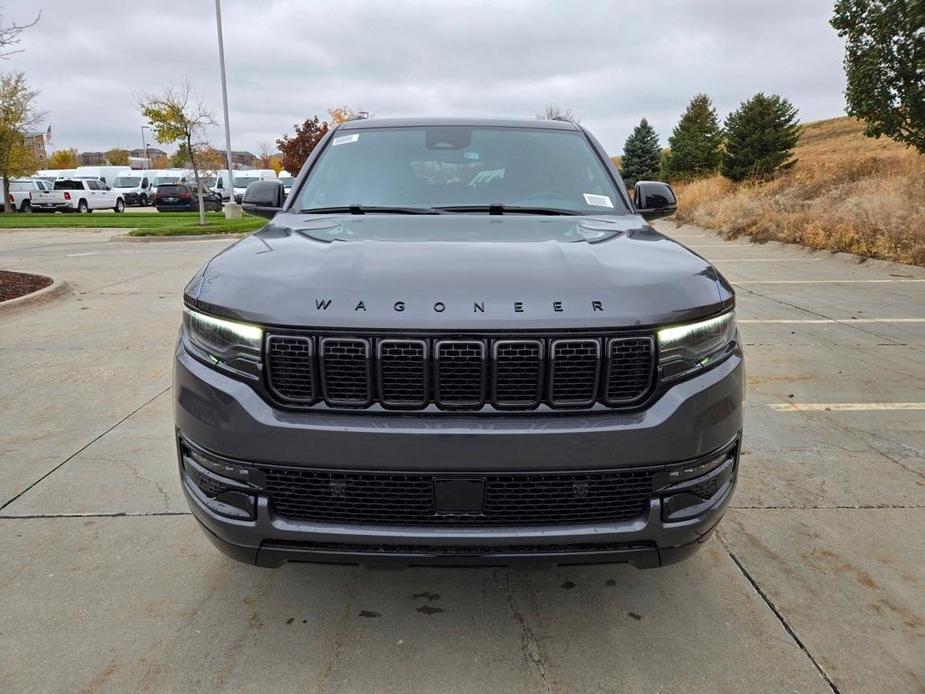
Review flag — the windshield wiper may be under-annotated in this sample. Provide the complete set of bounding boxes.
[298,205,443,215]
[435,204,582,216]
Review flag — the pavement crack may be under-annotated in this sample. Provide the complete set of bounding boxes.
[734,284,925,355]
[0,387,171,512]
[500,572,552,694]
[717,533,841,694]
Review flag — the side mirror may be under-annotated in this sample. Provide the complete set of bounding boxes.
[634,181,677,222]
[242,179,285,219]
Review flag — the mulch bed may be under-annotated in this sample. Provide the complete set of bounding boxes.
[0,270,53,302]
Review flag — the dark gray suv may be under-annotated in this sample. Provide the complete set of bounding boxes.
[174,118,743,568]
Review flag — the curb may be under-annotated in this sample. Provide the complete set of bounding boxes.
[0,277,69,315]
[117,232,249,243]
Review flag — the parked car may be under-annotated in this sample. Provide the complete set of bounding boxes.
[6,179,50,213]
[31,178,125,213]
[112,172,154,206]
[176,117,743,569]
[149,169,184,201]
[232,169,276,203]
[154,183,222,212]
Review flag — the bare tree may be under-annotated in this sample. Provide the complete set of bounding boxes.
[258,141,273,168]
[137,80,216,225]
[536,105,581,124]
[0,72,45,212]
[0,8,41,59]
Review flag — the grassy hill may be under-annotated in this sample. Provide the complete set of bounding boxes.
[671,116,925,266]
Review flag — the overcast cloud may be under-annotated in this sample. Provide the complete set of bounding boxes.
[7,0,847,157]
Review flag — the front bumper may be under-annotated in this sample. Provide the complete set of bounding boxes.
[174,345,743,568]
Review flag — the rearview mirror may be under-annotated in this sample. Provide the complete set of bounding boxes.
[634,181,677,222]
[242,180,285,219]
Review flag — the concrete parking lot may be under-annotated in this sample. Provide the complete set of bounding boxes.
[0,223,922,693]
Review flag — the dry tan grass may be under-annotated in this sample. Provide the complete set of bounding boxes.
[671,117,925,266]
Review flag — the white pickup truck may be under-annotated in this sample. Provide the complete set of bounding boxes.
[31,178,126,214]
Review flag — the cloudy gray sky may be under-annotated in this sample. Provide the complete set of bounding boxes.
[7,0,847,157]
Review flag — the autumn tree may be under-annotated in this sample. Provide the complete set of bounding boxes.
[536,105,581,123]
[620,118,662,187]
[48,148,77,168]
[661,94,723,182]
[831,0,925,153]
[150,153,169,169]
[138,80,216,224]
[329,106,366,124]
[106,147,129,166]
[721,93,801,182]
[0,72,44,212]
[276,115,329,174]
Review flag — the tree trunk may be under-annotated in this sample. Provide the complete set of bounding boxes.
[187,133,206,226]
[2,176,10,214]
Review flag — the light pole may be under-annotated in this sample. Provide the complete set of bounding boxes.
[214,0,240,216]
[141,125,151,168]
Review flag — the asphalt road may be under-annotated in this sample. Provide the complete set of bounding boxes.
[1,222,923,693]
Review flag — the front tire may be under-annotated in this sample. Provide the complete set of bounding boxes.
[140,194,148,207]
[114,199,125,213]
[77,200,89,214]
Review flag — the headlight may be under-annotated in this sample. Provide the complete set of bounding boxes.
[182,307,262,379]
[658,311,737,381]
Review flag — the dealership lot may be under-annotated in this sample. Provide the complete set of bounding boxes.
[0,224,922,693]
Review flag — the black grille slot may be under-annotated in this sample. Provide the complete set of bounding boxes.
[266,335,315,402]
[378,339,428,408]
[320,338,371,406]
[435,340,486,408]
[549,339,601,406]
[492,340,543,407]
[605,337,654,404]
[260,467,655,526]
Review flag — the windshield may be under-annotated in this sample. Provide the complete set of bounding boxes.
[297,126,625,214]
[157,185,186,195]
[278,176,294,188]
[154,176,179,186]
[113,177,141,187]
[233,177,259,188]
[200,177,217,187]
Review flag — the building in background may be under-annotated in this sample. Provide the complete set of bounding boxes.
[24,130,48,163]
[231,150,257,168]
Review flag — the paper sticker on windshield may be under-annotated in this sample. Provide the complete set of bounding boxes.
[464,151,480,160]
[583,193,614,208]
[332,134,359,146]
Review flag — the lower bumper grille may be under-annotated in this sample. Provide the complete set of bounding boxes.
[258,466,655,526]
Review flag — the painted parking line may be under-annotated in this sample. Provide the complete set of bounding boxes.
[739,318,925,324]
[734,279,925,284]
[712,258,821,262]
[769,402,925,412]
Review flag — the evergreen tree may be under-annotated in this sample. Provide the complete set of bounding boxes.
[620,118,661,187]
[661,94,722,182]
[721,93,801,182]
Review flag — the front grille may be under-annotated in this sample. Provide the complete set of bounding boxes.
[265,539,654,556]
[259,466,655,526]
[265,332,655,412]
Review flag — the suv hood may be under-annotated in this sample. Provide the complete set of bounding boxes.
[188,213,731,330]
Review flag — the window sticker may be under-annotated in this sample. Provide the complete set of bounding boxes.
[332,133,359,146]
[463,151,480,160]
[583,193,614,208]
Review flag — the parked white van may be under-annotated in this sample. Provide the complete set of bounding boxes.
[112,170,156,206]
[277,170,295,194]
[73,166,131,187]
[232,169,276,203]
